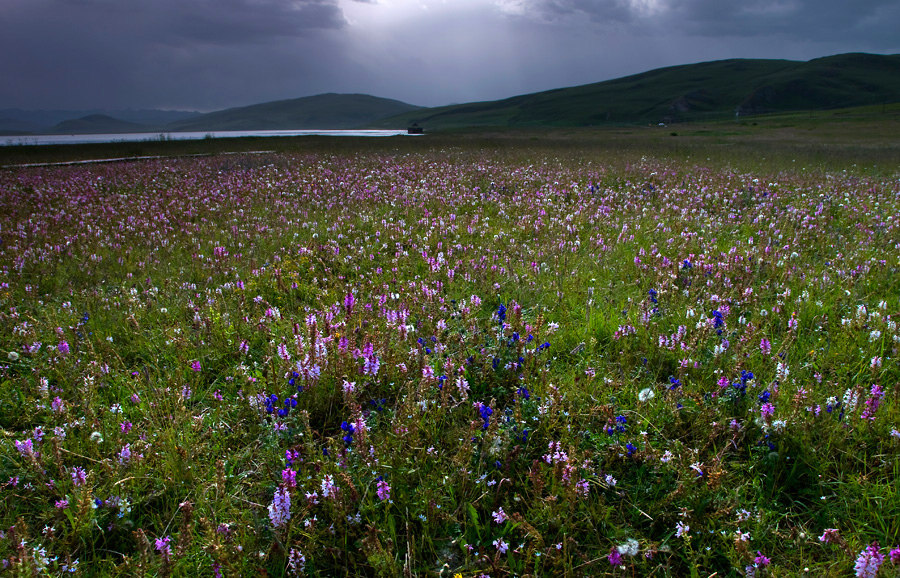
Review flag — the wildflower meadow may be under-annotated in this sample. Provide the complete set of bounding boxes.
[0,141,898,576]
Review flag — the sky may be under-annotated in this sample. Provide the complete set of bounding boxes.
[1,0,898,112]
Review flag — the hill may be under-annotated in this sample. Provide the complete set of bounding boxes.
[0,109,200,135]
[166,93,422,131]
[373,53,900,129]
[52,114,149,134]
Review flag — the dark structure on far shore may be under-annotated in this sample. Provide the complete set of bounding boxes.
[407,123,424,135]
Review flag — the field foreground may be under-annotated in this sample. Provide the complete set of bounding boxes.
[1,141,899,576]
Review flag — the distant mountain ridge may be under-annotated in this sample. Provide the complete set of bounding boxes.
[0,94,421,135]
[373,52,900,129]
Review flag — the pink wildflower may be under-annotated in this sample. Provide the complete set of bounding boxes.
[819,528,841,544]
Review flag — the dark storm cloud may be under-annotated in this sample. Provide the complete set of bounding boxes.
[0,0,349,109]
[1,0,346,52]
[517,0,900,47]
[666,0,900,46]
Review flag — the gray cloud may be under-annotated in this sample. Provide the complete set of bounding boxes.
[521,0,638,23]
[161,0,347,45]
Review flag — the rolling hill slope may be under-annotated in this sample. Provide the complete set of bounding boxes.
[167,93,422,131]
[52,114,149,134]
[373,53,900,129]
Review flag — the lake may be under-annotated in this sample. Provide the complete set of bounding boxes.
[1,129,414,147]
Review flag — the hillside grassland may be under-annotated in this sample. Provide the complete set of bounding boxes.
[372,53,900,130]
[0,120,899,576]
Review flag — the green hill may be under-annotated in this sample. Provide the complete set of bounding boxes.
[373,53,900,129]
[167,93,421,131]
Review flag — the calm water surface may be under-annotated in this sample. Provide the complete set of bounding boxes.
[2,129,413,146]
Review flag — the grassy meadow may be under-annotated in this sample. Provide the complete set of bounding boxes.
[1,120,899,576]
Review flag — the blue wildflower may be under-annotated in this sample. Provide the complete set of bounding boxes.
[341,421,355,446]
[478,404,493,429]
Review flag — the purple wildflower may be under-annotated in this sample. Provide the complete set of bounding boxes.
[344,292,355,316]
[155,536,172,561]
[71,466,87,486]
[860,384,885,420]
[608,547,623,566]
[854,543,884,578]
[376,479,391,501]
[268,486,291,529]
[889,546,900,564]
